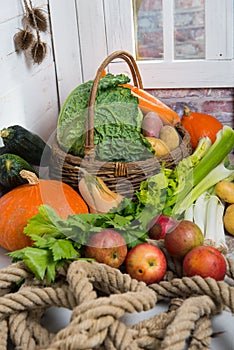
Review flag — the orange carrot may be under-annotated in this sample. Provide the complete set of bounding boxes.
[121,84,180,125]
[100,69,107,77]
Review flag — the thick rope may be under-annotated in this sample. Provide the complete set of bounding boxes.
[150,275,234,312]
[160,295,218,350]
[0,319,8,350]
[0,256,232,349]
[45,261,157,350]
[0,261,32,296]
[188,316,212,350]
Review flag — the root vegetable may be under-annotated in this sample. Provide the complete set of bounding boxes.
[145,137,170,156]
[141,112,163,138]
[223,204,234,235]
[159,125,180,150]
[215,180,234,204]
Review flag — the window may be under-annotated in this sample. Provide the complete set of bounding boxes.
[134,0,206,61]
[105,0,234,88]
[49,0,234,103]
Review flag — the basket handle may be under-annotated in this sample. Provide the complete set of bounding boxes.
[85,50,143,155]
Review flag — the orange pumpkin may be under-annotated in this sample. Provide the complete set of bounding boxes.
[181,106,223,149]
[0,171,88,252]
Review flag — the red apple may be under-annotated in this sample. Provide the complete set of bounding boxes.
[84,229,127,268]
[125,243,167,284]
[183,245,227,281]
[148,214,179,240]
[164,220,204,260]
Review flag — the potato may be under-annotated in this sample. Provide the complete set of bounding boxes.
[142,112,163,138]
[223,204,234,235]
[215,181,234,203]
[145,137,170,156]
[159,125,180,150]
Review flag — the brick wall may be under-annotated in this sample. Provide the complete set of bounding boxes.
[136,0,233,128]
[147,88,234,128]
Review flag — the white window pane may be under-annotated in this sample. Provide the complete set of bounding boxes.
[133,0,164,60]
[174,0,205,59]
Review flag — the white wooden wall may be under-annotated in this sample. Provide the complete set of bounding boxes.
[0,0,59,145]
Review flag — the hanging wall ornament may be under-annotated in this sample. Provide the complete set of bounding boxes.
[31,39,47,64]
[14,0,48,64]
[22,0,48,32]
[14,27,35,51]
[27,0,47,64]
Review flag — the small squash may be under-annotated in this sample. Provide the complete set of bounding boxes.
[181,106,223,149]
[78,171,124,213]
[0,171,88,251]
[0,125,51,166]
[0,153,37,189]
[0,183,9,198]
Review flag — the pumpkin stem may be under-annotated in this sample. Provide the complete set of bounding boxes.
[183,105,191,117]
[20,170,39,185]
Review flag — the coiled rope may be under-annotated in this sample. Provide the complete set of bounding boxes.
[0,255,233,349]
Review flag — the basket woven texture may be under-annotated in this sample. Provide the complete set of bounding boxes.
[0,242,234,350]
[49,51,192,195]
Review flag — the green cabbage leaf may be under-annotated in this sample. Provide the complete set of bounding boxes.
[57,74,154,161]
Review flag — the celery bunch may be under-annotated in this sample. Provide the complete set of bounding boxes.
[172,126,234,216]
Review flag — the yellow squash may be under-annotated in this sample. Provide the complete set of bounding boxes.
[78,172,124,213]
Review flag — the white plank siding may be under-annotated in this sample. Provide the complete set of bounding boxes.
[48,0,83,106]
[0,0,58,144]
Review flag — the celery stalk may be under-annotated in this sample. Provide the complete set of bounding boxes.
[174,161,234,216]
[173,126,234,216]
[192,126,234,186]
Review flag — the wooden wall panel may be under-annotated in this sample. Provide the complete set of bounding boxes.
[0,0,58,144]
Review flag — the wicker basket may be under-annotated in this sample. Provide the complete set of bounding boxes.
[49,50,192,196]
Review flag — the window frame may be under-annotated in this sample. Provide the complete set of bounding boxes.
[49,0,234,105]
[105,0,234,88]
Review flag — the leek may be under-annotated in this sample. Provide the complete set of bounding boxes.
[192,192,209,233]
[173,126,234,216]
[184,191,228,254]
[205,195,227,253]
[184,204,194,222]
[186,192,228,253]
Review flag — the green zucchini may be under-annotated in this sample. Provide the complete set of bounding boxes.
[0,146,10,155]
[0,153,38,189]
[0,183,9,197]
[0,125,51,166]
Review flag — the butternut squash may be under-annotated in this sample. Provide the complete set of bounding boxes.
[78,172,124,213]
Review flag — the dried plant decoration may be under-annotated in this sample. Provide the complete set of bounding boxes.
[24,6,48,32]
[31,39,47,64]
[19,0,48,64]
[13,0,49,64]
[14,27,35,51]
